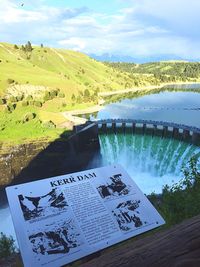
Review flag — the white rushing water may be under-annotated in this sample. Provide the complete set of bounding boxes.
[0,206,17,244]
[99,133,200,195]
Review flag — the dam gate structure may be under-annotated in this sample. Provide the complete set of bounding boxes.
[74,119,200,147]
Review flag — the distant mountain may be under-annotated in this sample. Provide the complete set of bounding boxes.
[89,53,190,63]
[89,53,138,63]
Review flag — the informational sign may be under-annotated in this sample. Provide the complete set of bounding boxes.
[6,165,165,267]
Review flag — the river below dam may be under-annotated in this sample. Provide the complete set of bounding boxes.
[1,89,200,246]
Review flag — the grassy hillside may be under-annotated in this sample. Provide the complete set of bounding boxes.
[0,42,157,100]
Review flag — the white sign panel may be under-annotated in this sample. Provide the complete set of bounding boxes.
[6,165,165,267]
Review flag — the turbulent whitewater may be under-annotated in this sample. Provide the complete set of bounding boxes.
[99,133,200,194]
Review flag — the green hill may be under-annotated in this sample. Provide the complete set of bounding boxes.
[0,42,144,144]
[105,61,200,83]
[0,42,154,100]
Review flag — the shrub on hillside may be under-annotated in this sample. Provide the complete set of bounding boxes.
[150,156,200,226]
[16,95,24,102]
[76,95,82,104]
[26,95,33,101]
[0,232,16,258]
[43,90,59,102]
[7,79,15,84]
[4,106,10,113]
[25,41,33,52]
[34,101,43,107]
[5,103,16,113]
[58,92,65,98]
[23,112,36,123]
[84,89,90,98]
[43,120,56,129]
[9,96,18,103]
[22,101,29,107]
[50,90,58,98]
[71,94,76,102]
[43,92,51,101]
[28,100,34,106]
[62,102,67,107]
[0,125,5,131]
[0,98,6,105]
[84,82,89,86]
[21,45,25,52]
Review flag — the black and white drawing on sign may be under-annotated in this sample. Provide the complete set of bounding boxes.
[28,219,81,256]
[112,200,146,232]
[97,173,131,200]
[18,189,68,221]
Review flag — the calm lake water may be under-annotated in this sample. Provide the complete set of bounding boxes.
[90,91,200,127]
[1,89,200,246]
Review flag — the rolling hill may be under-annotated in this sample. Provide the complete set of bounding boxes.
[0,42,155,101]
[0,42,149,144]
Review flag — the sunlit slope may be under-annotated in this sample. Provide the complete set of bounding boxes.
[134,62,189,74]
[131,61,200,77]
[0,42,130,99]
[105,61,200,84]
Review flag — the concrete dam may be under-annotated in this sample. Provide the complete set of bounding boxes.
[74,119,200,194]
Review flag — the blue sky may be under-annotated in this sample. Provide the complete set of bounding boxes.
[1,0,200,61]
[42,0,125,13]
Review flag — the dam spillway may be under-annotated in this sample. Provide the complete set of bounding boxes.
[96,120,200,194]
[98,132,199,194]
[96,119,200,146]
[75,119,200,194]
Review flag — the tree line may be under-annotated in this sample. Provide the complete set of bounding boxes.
[105,62,200,80]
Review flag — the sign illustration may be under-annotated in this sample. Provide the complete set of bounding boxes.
[6,165,165,267]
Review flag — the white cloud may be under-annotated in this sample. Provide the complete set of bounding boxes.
[58,38,86,51]
[1,0,200,60]
[0,0,46,23]
[127,0,200,39]
[0,1,89,24]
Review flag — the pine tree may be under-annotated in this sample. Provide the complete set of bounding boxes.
[25,41,33,52]
[71,94,76,102]
[21,45,26,52]
[84,89,90,98]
